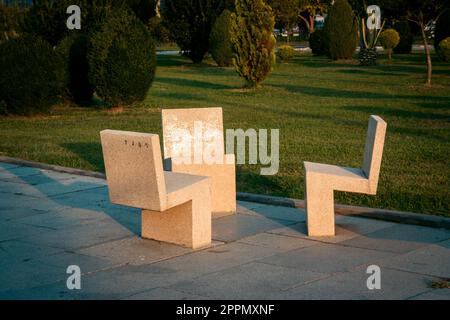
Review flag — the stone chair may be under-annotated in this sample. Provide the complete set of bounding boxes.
[162,107,236,215]
[100,129,212,249]
[304,115,387,236]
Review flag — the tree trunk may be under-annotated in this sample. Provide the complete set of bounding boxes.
[309,15,315,33]
[420,23,432,86]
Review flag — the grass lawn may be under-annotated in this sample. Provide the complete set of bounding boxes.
[0,53,449,216]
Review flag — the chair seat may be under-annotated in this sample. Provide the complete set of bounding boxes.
[304,161,369,193]
[164,171,209,207]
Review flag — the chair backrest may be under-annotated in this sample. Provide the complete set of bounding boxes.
[162,107,224,165]
[362,115,387,191]
[100,129,167,211]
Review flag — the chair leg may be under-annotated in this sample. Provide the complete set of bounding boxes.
[141,188,212,249]
[305,173,335,236]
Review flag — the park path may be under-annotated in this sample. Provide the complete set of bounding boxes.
[0,162,449,300]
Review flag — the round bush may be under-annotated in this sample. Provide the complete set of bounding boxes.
[209,9,233,67]
[0,35,62,115]
[277,45,294,63]
[393,20,413,54]
[323,0,358,60]
[379,29,400,59]
[434,9,450,60]
[56,33,94,103]
[88,9,156,106]
[309,29,327,56]
[439,37,450,62]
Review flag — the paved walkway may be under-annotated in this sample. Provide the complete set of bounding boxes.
[0,162,449,300]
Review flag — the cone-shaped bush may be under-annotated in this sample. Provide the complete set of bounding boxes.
[88,9,156,107]
[230,0,276,87]
[323,0,358,60]
[393,20,413,54]
[0,35,62,115]
[164,0,228,63]
[210,9,234,67]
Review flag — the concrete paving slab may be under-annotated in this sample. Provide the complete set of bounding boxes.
[1,162,449,300]
[19,220,134,251]
[0,170,76,186]
[0,163,19,171]
[149,242,282,280]
[341,224,450,254]
[261,243,395,273]
[0,239,63,263]
[124,287,211,300]
[0,166,43,178]
[379,239,450,278]
[267,215,396,244]
[0,281,71,300]
[409,289,450,300]
[237,232,318,251]
[0,220,52,242]
[76,237,192,266]
[270,265,439,300]
[169,261,326,299]
[35,251,119,274]
[241,204,306,223]
[212,213,295,242]
[0,259,65,292]
[0,206,48,221]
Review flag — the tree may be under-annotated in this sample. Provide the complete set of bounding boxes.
[323,0,358,60]
[368,0,449,85]
[163,0,229,63]
[298,0,330,33]
[230,0,276,87]
[209,9,233,67]
[268,0,299,42]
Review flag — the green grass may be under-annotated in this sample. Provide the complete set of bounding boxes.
[1,53,449,216]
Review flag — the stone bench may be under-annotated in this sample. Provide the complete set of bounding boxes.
[304,115,387,236]
[100,129,212,249]
[162,107,236,215]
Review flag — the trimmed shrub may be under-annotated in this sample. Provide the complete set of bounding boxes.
[147,16,171,44]
[210,9,233,67]
[434,9,450,60]
[439,37,450,62]
[379,29,400,59]
[323,0,358,60]
[0,35,62,115]
[393,20,413,54]
[164,0,228,63]
[309,29,327,56]
[277,45,294,63]
[56,33,94,103]
[88,9,156,106]
[21,0,126,46]
[230,0,276,87]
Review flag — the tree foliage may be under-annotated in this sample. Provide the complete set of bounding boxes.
[210,9,233,67]
[163,0,229,63]
[88,9,156,106]
[230,0,276,87]
[0,35,62,115]
[323,0,358,60]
